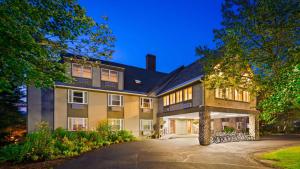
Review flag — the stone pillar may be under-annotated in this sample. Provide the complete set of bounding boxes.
[249,114,260,140]
[198,110,211,145]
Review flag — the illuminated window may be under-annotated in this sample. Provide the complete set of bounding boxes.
[215,88,224,99]
[187,87,192,100]
[176,90,182,103]
[225,88,234,100]
[170,93,176,104]
[243,91,250,102]
[68,117,88,131]
[108,119,124,130]
[235,89,243,101]
[72,63,92,79]
[140,97,153,109]
[163,95,169,106]
[101,68,118,82]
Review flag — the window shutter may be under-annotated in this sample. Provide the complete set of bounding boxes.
[108,94,111,106]
[68,90,72,103]
[84,91,88,104]
[121,95,124,106]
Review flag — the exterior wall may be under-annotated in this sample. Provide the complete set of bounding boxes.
[204,88,256,111]
[92,67,101,87]
[41,88,54,130]
[118,71,124,90]
[124,95,140,136]
[88,92,107,130]
[192,83,203,107]
[54,88,68,129]
[27,87,42,132]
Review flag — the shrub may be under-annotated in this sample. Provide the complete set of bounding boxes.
[224,126,235,133]
[0,121,136,164]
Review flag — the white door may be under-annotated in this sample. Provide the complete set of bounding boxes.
[175,119,187,134]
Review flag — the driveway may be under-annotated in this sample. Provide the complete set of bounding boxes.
[56,135,300,169]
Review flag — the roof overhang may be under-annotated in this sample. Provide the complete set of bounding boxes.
[157,75,203,96]
[55,84,148,96]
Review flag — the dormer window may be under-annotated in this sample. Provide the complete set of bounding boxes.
[72,63,92,79]
[101,68,118,82]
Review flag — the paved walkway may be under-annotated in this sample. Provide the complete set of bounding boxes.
[56,135,300,169]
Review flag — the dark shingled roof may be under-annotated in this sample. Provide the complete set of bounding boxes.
[100,60,168,93]
[61,53,204,95]
[157,59,204,94]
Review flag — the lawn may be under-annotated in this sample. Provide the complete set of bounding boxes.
[259,146,300,169]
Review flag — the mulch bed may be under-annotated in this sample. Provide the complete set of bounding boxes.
[0,159,67,169]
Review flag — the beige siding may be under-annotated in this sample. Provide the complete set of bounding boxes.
[124,95,140,136]
[152,98,158,127]
[205,88,256,111]
[158,97,163,113]
[54,88,68,129]
[88,92,107,130]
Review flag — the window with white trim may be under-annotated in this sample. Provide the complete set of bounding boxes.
[101,68,119,82]
[215,88,250,102]
[108,94,123,106]
[236,122,243,130]
[176,90,182,103]
[68,90,88,104]
[170,93,176,104]
[108,119,124,130]
[140,119,153,131]
[72,63,92,79]
[68,117,88,131]
[140,97,153,109]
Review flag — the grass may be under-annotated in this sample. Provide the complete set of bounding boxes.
[259,146,300,169]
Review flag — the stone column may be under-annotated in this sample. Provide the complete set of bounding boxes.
[249,113,260,140]
[198,110,211,145]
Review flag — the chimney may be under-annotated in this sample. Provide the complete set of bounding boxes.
[146,54,156,71]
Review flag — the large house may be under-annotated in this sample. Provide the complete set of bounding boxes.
[27,54,259,145]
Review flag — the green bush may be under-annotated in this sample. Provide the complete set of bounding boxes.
[224,126,235,133]
[0,121,135,164]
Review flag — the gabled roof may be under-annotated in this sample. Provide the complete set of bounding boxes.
[157,59,205,95]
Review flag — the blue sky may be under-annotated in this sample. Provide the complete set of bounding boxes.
[78,0,223,73]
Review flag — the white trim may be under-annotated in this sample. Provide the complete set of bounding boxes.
[71,63,92,79]
[68,117,88,131]
[108,94,123,107]
[140,119,153,131]
[101,68,119,82]
[55,85,147,96]
[68,89,88,104]
[140,97,153,109]
[157,75,203,96]
[108,118,124,130]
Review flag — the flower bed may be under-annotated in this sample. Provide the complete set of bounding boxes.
[0,122,136,163]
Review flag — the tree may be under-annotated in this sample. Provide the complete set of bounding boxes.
[0,0,115,92]
[196,0,300,124]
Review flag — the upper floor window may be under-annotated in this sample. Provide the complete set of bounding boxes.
[170,93,176,105]
[68,90,88,104]
[72,63,92,79]
[163,95,169,106]
[176,90,182,103]
[108,94,123,106]
[101,68,118,82]
[215,88,250,102]
[140,97,153,109]
[183,87,192,101]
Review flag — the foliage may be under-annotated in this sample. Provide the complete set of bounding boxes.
[260,146,300,169]
[223,126,235,133]
[0,0,115,92]
[0,122,135,163]
[0,86,26,146]
[196,0,300,123]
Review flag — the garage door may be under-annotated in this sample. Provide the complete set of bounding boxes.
[175,119,187,134]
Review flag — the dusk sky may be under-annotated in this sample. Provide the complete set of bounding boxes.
[78,0,223,73]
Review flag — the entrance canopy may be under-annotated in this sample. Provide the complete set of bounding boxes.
[162,112,250,120]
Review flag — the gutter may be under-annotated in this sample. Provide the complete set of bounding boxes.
[157,75,203,96]
[55,84,148,96]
